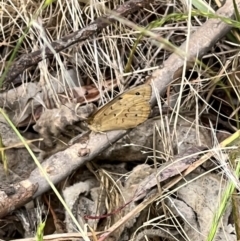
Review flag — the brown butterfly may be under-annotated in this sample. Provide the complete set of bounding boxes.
[87,84,152,132]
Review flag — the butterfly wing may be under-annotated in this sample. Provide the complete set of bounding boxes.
[87,84,152,132]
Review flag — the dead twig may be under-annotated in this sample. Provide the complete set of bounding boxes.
[2,0,153,87]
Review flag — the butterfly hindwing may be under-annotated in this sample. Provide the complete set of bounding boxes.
[87,84,152,132]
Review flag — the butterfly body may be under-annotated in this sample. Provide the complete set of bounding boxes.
[87,84,152,132]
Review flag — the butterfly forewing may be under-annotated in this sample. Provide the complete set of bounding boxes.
[87,84,152,132]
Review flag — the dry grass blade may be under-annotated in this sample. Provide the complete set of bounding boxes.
[1,0,240,240]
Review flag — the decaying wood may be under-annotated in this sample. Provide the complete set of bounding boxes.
[0,180,37,218]
[134,146,206,201]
